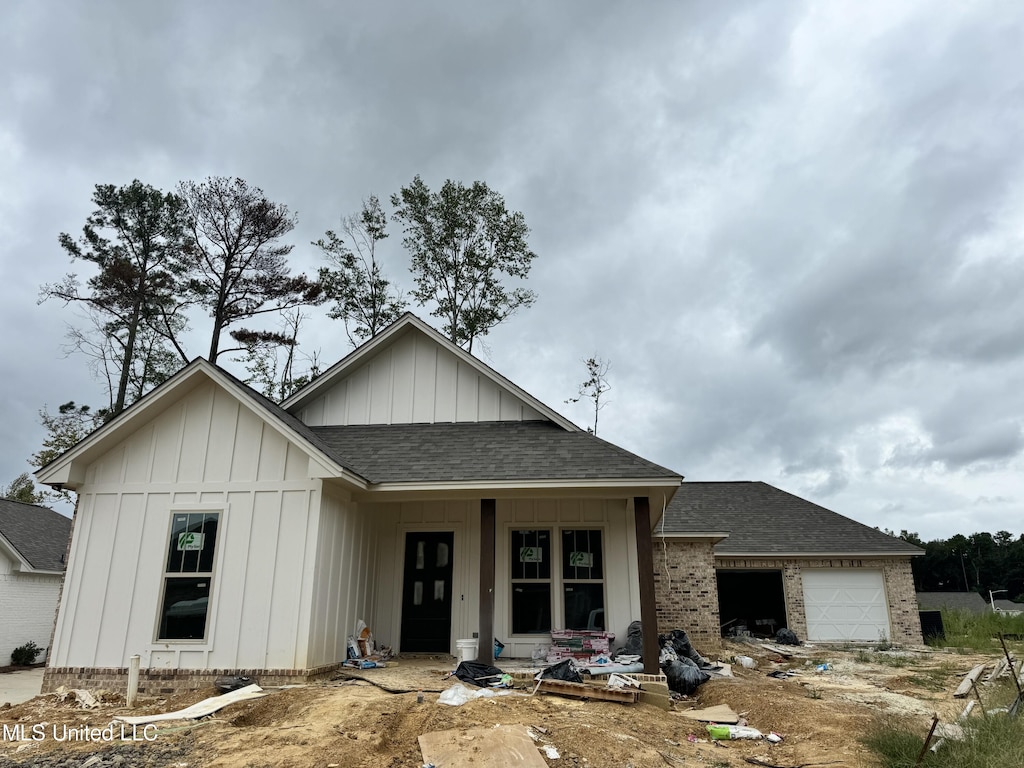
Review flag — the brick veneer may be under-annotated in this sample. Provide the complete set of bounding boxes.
[652,538,721,648]
[654,541,924,648]
[41,662,346,696]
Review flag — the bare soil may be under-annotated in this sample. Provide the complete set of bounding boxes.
[0,642,1003,768]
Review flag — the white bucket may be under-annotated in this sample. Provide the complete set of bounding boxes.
[455,638,479,662]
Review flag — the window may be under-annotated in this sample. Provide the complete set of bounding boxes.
[510,528,605,634]
[157,511,220,640]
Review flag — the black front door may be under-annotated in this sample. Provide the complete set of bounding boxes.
[400,531,454,652]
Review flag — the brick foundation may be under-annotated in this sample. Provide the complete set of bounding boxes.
[41,661,347,696]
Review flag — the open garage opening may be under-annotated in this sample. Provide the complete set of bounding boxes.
[716,569,788,639]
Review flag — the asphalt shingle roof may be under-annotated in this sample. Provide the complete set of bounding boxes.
[656,481,922,556]
[309,421,681,484]
[916,592,990,614]
[0,498,72,571]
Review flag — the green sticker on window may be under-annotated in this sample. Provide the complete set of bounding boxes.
[177,532,205,551]
[569,551,593,568]
[519,546,543,563]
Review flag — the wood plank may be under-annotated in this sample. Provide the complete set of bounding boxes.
[953,664,986,698]
[984,659,1007,684]
[478,498,496,665]
[537,679,640,704]
[672,704,740,723]
[418,724,548,768]
[633,496,660,675]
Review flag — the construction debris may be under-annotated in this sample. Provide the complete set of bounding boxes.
[418,724,549,767]
[114,683,267,725]
[953,664,986,698]
[672,703,740,724]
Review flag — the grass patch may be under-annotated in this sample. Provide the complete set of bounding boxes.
[905,662,957,692]
[927,610,1024,652]
[863,713,1024,768]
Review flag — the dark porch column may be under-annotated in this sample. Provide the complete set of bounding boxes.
[633,496,660,674]
[478,498,496,664]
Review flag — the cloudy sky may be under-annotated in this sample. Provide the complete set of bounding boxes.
[2,1,1022,540]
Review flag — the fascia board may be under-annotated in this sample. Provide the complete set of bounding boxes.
[0,531,32,572]
[714,550,924,559]
[353,477,680,502]
[282,314,581,431]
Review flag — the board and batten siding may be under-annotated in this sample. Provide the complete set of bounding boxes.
[298,329,546,426]
[49,381,323,672]
[306,487,380,668]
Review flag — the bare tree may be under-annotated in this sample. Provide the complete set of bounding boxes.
[178,177,322,363]
[566,356,611,435]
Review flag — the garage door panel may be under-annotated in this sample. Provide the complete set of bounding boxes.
[802,569,891,642]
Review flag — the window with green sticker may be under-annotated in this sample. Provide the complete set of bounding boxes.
[158,511,220,640]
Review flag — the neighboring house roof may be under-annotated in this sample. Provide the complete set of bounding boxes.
[993,599,1022,613]
[656,481,923,556]
[0,498,71,572]
[310,421,681,484]
[916,592,990,614]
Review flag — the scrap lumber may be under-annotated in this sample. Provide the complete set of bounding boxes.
[418,724,548,768]
[114,684,267,725]
[536,678,640,704]
[672,704,740,723]
[983,659,1007,684]
[953,664,986,698]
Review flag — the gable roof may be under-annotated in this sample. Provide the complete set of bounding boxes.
[310,421,681,485]
[281,313,579,431]
[36,358,364,491]
[657,481,923,557]
[0,498,71,572]
[916,591,990,614]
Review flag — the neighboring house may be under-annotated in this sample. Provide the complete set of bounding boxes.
[0,499,71,665]
[994,599,1023,616]
[654,482,924,645]
[36,314,681,693]
[916,591,990,615]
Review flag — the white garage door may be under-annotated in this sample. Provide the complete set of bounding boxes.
[802,569,891,642]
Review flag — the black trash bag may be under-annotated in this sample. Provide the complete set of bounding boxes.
[775,627,801,646]
[659,629,712,668]
[454,660,505,688]
[538,659,583,684]
[214,675,255,693]
[613,620,644,659]
[662,656,710,695]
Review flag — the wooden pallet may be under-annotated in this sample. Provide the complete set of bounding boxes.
[536,679,640,704]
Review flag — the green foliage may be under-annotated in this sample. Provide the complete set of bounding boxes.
[863,712,1024,768]
[178,176,323,362]
[392,175,537,352]
[900,528,1024,601]
[927,609,1024,651]
[42,180,190,415]
[11,641,42,666]
[315,195,406,345]
[565,356,611,435]
[30,402,107,500]
[239,309,321,402]
[1,473,46,504]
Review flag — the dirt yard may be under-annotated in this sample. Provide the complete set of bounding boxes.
[0,641,1008,768]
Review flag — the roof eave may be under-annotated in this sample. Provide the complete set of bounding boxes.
[352,476,681,502]
[714,550,924,558]
[0,532,33,572]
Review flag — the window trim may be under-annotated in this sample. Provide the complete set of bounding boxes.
[152,504,228,646]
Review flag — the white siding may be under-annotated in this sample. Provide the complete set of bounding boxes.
[306,488,380,668]
[0,548,62,664]
[299,329,546,426]
[49,381,322,672]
